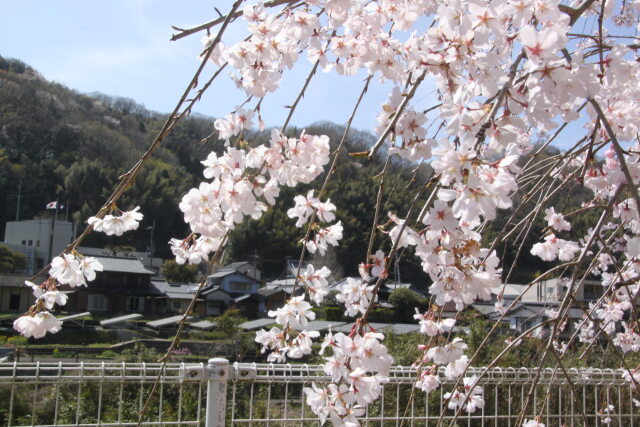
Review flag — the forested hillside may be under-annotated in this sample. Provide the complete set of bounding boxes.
[0,56,431,282]
[0,56,600,285]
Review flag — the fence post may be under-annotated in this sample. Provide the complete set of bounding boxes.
[205,358,229,427]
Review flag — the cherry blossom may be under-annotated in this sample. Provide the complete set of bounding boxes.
[544,207,571,232]
[299,264,332,304]
[13,311,62,339]
[88,206,143,236]
[17,0,640,422]
[530,234,580,262]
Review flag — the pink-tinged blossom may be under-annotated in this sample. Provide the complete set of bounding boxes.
[50,254,84,287]
[214,106,254,142]
[336,277,376,317]
[427,338,468,364]
[370,250,385,278]
[88,206,143,236]
[596,300,632,333]
[306,222,343,256]
[268,295,316,330]
[14,312,62,339]
[300,264,332,304]
[614,323,640,353]
[518,25,565,65]
[444,355,469,379]
[416,370,441,394]
[288,190,332,227]
[544,207,571,231]
[414,310,456,336]
[530,234,579,262]
[25,281,68,310]
[79,256,103,282]
[424,200,459,230]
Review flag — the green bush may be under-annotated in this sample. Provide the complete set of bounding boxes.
[368,308,395,323]
[98,350,118,359]
[117,343,161,362]
[323,306,343,321]
[216,308,247,339]
[5,336,28,347]
[30,329,114,346]
[388,288,428,322]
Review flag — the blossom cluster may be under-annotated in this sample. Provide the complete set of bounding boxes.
[287,190,344,255]
[13,253,104,338]
[87,206,143,236]
[191,0,640,418]
[15,0,640,422]
[171,128,331,264]
[304,329,394,425]
[15,205,142,338]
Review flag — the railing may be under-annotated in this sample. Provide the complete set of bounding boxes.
[0,360,637,426]
[0,362,206,426]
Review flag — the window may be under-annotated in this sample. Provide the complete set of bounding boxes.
[28,240,33,246]
[21,240,26,245]
[127,297,145,312]
[88,294,107,311]
[229,282,252,292]
[36,240,40,247]
[9,294,21,310]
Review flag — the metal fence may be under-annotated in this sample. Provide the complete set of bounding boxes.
[1,360,637,426]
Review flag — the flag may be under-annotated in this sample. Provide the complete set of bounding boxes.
[46,201,58,210]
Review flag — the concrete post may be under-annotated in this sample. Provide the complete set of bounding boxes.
[205,358,229,427]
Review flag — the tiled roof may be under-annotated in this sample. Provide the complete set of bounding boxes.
[151,280,199,294]
[208,270,235,279]
[0,273,48,288]
[218,261,250,271]
[257,287,288,296]
[240,318,276,330]
[333,322,421,335]
[91,256,155,275]
[303,320,346,332]
[165,292,201,300]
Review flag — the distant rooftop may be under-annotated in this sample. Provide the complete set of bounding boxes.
[91,256,155,275]
[100,313,143,326]
[151,280,199,295]
[240,318,276,330]
[147,315,192,328]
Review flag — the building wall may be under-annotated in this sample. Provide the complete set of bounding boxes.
[4,219,74,267]
[0,286,33,312]
[220,273,259,294]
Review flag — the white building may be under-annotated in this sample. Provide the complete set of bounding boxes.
[3,219,75,273]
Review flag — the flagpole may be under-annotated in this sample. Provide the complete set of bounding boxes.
[65,199,69,222]
[48,198,59,263]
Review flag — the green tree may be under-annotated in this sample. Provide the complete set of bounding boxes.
[117,343,161,362]
[161,259,198,282]
[215,308,247,339]
[104,244,136,257]
[388,288,428,323]
[0,244,26,273]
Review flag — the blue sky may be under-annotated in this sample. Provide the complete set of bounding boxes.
[0,1,414,133]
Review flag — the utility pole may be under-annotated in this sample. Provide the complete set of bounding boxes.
[15,179,22,221]
[147,220,156,269]
[48,198,58,263]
